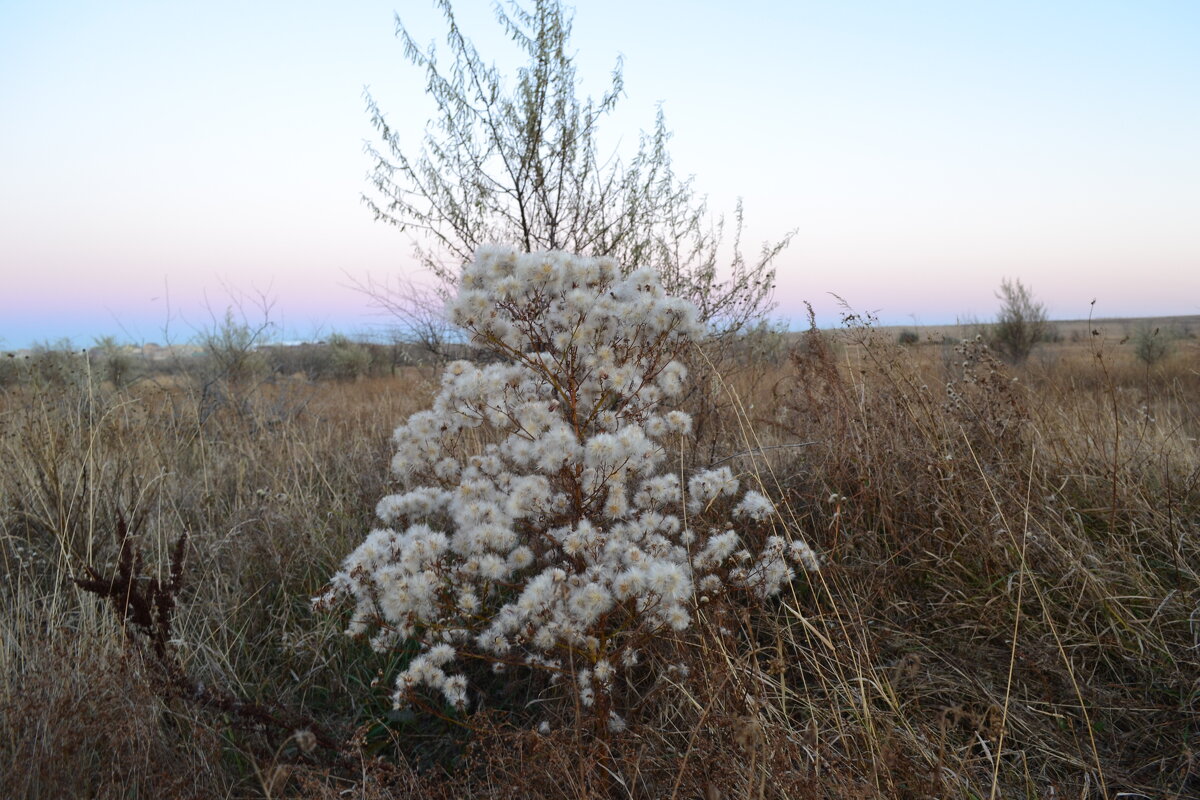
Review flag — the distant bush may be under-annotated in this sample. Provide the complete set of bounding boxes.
[198,308,270,385]
[1034,323,1062,344]
[897,329,919,345]
[990,278,1047,364]
[0,344,84,390]
[725,319,791,365]
[28,340,87,389]
[1132,323,1171,367]
[0,352,21,388]
[327,334,372,381]
[94,336,137,388]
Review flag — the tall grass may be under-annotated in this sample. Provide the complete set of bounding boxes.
[2,328,1197,798]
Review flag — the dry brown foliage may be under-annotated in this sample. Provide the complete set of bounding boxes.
[2,327,1198,798]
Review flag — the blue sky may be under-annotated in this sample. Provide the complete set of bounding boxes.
[2,0,1198,348]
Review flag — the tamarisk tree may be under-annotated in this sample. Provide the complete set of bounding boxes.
[364,0,792,334]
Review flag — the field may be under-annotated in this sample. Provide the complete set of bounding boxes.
[2,317,1198,799]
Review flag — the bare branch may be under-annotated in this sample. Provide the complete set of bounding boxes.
[363,0,792,335]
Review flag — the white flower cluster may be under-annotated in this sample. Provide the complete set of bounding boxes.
[319,248,818,714]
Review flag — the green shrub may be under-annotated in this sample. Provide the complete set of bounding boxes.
[1132,323,1171,367]
[327,334,372,381]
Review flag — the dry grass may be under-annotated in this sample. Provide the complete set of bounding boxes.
[2,329,1197,799]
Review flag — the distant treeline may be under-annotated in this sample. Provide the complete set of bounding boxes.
[1,321,798,390]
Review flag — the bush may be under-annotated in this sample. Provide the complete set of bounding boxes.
[0,352,22,388]
[197,308,269,385]
[897,329,919,345]
[14,339,89,390]
[94,336,137,388]
[364,0,791,336]
[1132,322,1171,367]
[326,334,372,381]
[990,278,1047,364]
[317,248,817,732]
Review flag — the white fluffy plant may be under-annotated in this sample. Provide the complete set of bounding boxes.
[318,247,818,730]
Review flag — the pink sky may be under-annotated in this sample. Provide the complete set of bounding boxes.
[2,0,1197,348]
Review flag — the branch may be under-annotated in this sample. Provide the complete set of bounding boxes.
[73,509,344,758]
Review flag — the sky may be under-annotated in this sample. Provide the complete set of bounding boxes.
[2,0,1198,348]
